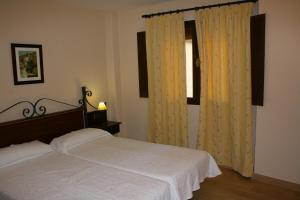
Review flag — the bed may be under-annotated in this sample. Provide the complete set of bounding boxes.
[0,107,171,200]
[0,96,221,200]
[51,128,221,200]
[0,141,171,200]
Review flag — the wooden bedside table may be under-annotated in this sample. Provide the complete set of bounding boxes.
[86,111,121,135]
[90,121,121,135]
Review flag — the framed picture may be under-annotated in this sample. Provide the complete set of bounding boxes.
[11,43,44,85]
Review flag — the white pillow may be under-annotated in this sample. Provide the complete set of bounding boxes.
[50,128,110,153]
[0,141,53,168]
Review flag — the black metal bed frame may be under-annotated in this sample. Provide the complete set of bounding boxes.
[0,87,97,124]
[79,86,98,115]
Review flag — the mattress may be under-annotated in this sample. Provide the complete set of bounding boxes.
[0,152,171,200]
[63,134,221,200]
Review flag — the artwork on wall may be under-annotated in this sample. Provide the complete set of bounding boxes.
[11,43,44,85]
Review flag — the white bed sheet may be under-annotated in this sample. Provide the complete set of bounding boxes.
[0,152,171,200]
[65,134,221,200]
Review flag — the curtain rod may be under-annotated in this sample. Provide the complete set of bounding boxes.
[142,0,258,18]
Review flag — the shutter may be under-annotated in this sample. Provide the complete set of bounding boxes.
[251,14,266,106]
[137,31,148,98]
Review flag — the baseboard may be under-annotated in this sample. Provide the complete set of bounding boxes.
[253,173,300,192]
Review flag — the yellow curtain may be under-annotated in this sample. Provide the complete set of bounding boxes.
[146,14,188,147]
[195,3,254,177]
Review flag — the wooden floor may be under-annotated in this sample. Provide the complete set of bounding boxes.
[192,168,300,200]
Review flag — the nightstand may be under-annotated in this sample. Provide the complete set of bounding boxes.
[86,110,121,135]
[90,121,121,135]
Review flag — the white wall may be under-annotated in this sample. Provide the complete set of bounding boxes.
[113,0,300,184]
[255,0,300,184]
[104,13,123,124]
[0,0,107,122]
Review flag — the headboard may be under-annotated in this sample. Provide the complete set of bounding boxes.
[0,108,84,148]
[0,88,100,148]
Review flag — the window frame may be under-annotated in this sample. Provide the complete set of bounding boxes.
[137,21,201,105]
[137,15,265,106]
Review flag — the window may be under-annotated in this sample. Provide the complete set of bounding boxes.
[137,20,200,105]
[185,20,200,105]
[137,15,265,106]
[185,39,193,98]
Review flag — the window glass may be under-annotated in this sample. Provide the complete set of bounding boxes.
[185,39,193,98]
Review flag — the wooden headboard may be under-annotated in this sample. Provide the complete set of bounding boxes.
[0,108,84,148]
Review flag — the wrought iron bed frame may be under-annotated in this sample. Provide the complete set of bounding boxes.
[0,86,96,123]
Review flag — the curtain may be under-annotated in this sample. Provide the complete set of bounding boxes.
[146,13,188,147]
[195,3,254,177]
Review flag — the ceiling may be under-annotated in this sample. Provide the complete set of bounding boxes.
[63,0,175,10]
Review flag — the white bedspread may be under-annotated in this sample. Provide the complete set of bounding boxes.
[0,152,170,200]
[66,135,221,200]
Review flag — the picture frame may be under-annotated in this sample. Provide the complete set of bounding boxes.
[11,43,44,85]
